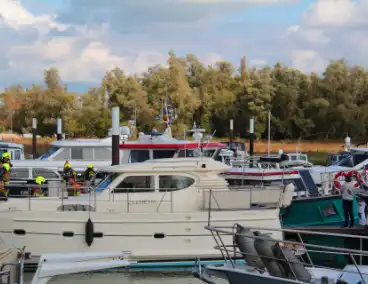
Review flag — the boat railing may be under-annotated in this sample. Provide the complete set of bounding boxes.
[0,183,291,213]
[205,224,368,282]
[2,183,176,213]
[201,185,293,213]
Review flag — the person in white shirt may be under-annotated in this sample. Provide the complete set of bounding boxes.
[341,175,355,227]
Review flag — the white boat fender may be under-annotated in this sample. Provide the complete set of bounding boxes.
[85,218,94,247]
[253,231,287,278]
[233,224,265,270]
[273,243,312,282]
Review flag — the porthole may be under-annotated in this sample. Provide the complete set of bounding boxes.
[93,232,104,238]
[13,229,26,235]
[153,233,165,239]
[62,231,74,237]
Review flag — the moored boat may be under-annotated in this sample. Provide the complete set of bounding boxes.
[0,157,293,267]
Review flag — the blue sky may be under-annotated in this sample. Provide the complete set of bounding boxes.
[1,0,368,93]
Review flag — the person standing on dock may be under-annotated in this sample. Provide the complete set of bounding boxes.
[341,174,355,227]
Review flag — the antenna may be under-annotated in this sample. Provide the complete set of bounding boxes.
[184,126,186,158]
[267,111,271,157]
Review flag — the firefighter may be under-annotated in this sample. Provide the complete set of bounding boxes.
[84,164,95,182]
[33,176,46,197]
[1,152,13,169]
[63,162,76,183]
[0,162,8,201]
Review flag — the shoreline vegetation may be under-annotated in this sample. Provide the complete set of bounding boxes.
[1,56,368,143]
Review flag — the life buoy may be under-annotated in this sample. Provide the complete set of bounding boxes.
[334,170,365,190]
[85,218,94,247]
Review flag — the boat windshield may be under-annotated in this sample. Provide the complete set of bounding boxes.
[95,173,119,192]
[290,154,308,161]
[38,147,60,160]
[333,152,368,168]
[202,149,216,157]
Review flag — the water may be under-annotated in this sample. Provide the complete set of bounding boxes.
[24,272,217,284]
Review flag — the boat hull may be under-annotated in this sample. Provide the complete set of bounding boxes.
[0,210,282,264]
[200,266,302,284]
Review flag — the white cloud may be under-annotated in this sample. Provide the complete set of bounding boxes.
[249,59,267,67]
[0,0,170,83]
[200,53,223,66]
[286,0,368,73]
[292,50,327,73]
[302,0,368,29]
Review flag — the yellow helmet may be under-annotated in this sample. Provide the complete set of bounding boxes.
[2,152,10,159]
[87,164,93,169]
[64,163,71,169]
[35,176,46,185]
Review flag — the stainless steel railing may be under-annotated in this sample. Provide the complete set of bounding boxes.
[0,183,287,213]
[205,224,368,283]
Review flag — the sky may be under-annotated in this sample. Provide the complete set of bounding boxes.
[0,0,368,92]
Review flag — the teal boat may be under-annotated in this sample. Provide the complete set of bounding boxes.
[280,193,368,268]
[280,195,359,227]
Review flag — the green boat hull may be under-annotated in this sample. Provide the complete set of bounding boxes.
[280,195,366,268]
[280,195,359,228]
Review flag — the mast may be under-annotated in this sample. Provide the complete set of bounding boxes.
[267,111,271,157]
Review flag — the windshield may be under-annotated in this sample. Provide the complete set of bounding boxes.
[221,142,245,151]
[202,149,216,157]
[38,147,60,160]
[334,152,368,167]
[95,173,119,192]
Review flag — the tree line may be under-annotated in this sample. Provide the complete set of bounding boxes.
[1,52,367,141]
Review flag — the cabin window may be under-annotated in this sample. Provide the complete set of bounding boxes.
[71,148,83,160]
[159,175,195,191]
[178,150,196,158]
[353,154,368,166]
[113,176,154,193]
[13,150,21,160]
[11,168,29,179]
[94,148,111,160]
[322,205,337,217]
[57,204,95,211]
[83,148,94,160]
[129,150,150,163]
[153,150,177,159]
[32,168,59,179]
[53,148,71,160]
[203,149,216,157]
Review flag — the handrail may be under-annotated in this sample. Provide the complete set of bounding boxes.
[205,224,368,283]
[0,183,287,213]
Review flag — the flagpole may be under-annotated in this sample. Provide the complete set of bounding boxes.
[268,111,271,157]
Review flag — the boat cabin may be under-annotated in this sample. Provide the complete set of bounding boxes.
[222,168,320,198]
[2,158,293,213]
[0,141,24,160]
[37,131,226,165]
[7,166,62,198]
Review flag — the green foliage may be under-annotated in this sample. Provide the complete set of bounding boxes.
[1,56,368,140]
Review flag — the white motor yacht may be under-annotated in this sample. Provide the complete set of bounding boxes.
[0,158,293,266]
